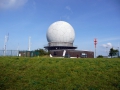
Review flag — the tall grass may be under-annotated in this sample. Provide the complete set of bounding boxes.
[0,57,120,90]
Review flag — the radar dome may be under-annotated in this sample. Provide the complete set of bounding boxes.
[47,21,75,43]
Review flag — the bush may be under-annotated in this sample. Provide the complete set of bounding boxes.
[97,55,103,58]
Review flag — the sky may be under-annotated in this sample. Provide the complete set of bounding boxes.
[0,0,120,56]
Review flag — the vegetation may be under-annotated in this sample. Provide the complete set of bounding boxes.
[35,49,49,56]
[0,57,120,90]
[97,55,103,58]
[109,48,119,58]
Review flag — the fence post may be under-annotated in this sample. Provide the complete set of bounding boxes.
[11,50,12,56]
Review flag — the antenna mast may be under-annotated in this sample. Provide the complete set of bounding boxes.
[94,38,97,58]
[4,33,9,56]
[28,37,31,51]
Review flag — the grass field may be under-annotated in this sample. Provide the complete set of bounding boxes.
[0,57,120,90]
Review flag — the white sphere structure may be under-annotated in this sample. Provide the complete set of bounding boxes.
[44,21,77,50]
[46,21,75,46]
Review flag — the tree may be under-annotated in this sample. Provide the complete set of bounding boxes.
[35,49,49,56]
[109,48,118,58]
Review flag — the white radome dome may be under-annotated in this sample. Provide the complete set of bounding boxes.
[47,21,75,43]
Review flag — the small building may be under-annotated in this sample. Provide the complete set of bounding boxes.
[19,51,39,57]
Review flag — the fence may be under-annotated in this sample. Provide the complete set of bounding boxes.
[0,50,40,57]
[0,50,19,56]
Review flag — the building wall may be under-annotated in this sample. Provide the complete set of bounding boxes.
[50,50,94,58]
[50,50,64,57]
[19,51,39,57]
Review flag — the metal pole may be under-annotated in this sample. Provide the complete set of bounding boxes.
[4,45,6,56]
[28,37,31,51]
[17,43,19,56]
[4,35,6,56]
[4,34,9,56]
[11,50,12,56]
[118,43,119,57]
[118,47,119,57]
[95,47,96,58]
[106,46,108,56]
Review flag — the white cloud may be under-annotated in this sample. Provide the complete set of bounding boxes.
[102,43,112,48]
[66,6,71,11]
[102,44,107,47]
[65,6,73,13]
[63,6,73,20]
[107,43,112,47]
[0,0,28,9]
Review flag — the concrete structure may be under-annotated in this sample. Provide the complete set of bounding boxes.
[44,21,94,58]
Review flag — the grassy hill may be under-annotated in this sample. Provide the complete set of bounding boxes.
[0,57,120,90]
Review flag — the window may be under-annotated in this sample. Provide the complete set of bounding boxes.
[81,53,87,58]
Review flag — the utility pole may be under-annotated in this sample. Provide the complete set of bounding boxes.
[94,38,97,58]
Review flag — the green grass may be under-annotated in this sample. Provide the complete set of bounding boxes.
[0,57,120,90]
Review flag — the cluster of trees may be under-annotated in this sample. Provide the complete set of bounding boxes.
[97,48,119,58]
[109,48,119,58]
